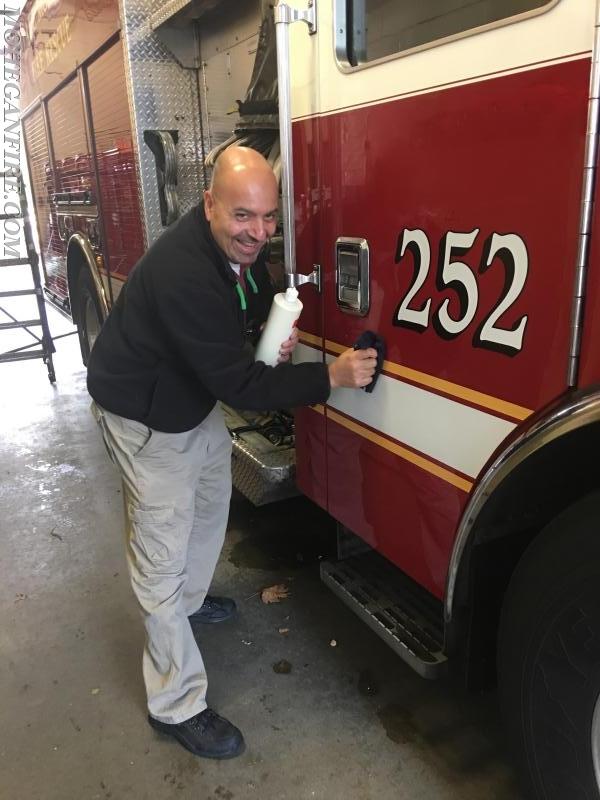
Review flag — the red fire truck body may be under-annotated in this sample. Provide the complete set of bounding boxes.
[294,52,591,597]
[20,0,143,319]
[19,1,600,796]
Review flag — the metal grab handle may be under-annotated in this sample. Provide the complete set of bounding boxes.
[287,264,321,292]
[274,2,316,30]
[274,1,319,292]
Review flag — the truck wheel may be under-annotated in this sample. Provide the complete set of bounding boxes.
[498,492,600,800]
[75,269,104,366]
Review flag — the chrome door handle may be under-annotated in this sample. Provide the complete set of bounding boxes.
[336,237,370,315]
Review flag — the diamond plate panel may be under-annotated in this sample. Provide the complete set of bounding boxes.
[231,437,297,506]
[149,0,220,30]
[119,0,207,245]
[148,0,191,30]
[221,404,298,506]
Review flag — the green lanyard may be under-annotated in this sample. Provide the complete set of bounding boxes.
[235,282,247,311]
[235,266,258,311]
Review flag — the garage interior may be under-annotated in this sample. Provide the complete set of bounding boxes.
[0,304,522,799]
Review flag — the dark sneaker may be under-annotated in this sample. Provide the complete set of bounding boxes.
[148,708,245,759]
[189,595,236,624]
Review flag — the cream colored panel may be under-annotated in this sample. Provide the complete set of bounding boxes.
[289,0,594,119]
[294,341,323,364]
[323,353,515,479]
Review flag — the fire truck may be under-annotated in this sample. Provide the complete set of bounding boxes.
[18,0,600,796]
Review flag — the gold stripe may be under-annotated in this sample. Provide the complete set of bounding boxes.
[324,339,532,421]
[325,339,346,355]
[311,403,325,415]
[297,329,322,348]
[327,409,473,493]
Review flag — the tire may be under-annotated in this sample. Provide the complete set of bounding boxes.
[75,269,104,366]
[498,492,600,800]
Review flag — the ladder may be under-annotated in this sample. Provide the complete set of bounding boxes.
[0,173,56,383]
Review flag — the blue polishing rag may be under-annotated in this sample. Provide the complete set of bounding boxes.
[353,330,386,393]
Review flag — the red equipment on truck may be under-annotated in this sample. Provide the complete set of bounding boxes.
[18,1,600,796]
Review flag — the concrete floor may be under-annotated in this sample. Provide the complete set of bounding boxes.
[0,304,524,800]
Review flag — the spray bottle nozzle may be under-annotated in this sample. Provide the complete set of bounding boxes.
[285,287,299,303]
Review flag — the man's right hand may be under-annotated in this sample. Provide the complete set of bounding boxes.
[328,347,378,390]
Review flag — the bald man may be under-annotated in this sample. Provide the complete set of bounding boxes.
[87,146,376,759]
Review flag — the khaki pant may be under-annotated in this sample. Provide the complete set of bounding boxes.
[91,401,232,724]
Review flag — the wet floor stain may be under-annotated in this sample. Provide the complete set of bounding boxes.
[272,659,292,674]
[213,786,234,799]
[228,536,277,570]
[357,668,379,696]
[376,700,521,796]
[228,495,336,571]
[229,515,336,571]
[378,703,418,745]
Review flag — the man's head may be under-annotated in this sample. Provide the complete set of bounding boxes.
[204,146,278,265]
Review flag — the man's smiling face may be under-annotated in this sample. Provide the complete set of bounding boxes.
[204,162,278,265]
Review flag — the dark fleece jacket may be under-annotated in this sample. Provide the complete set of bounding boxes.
[87,204,330,432]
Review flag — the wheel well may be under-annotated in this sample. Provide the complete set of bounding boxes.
[448,421,600,689]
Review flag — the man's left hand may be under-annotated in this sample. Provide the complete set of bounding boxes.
[277,326,299,363]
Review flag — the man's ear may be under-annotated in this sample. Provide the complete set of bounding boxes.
[203,189,214,220]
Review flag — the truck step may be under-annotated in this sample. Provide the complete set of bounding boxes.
[320,551,447,679]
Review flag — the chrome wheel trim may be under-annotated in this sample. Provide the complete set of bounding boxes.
[593,690,600,795]
[84,295,101,351]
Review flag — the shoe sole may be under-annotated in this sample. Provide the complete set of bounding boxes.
[148,716,245,759]
[188,614,234,624]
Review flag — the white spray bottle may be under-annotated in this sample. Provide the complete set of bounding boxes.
[255,287,303,367]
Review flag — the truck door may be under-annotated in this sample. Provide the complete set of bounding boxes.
[293,0,594,597]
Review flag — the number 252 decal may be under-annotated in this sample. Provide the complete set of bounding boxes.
[393,228,529,356]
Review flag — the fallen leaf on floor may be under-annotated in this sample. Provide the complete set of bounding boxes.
[261,584,289,604]
[91,687,100,695]
[278,628,290,635]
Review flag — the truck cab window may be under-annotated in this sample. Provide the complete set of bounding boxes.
[338,0,554,67]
